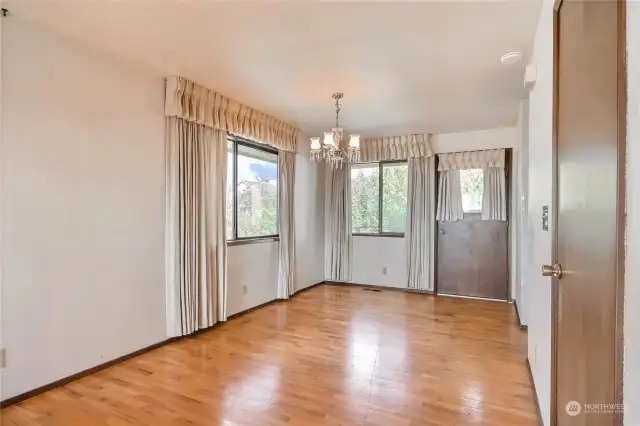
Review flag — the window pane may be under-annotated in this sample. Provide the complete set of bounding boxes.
[351,164,379,233]
[226,141,234,239]
[236,144,278,238]
[460,168,484,213]
[382,163,408,233]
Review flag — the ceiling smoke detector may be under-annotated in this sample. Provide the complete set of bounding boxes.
[501,52,523,66]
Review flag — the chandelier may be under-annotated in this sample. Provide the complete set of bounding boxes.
[310,93,360,168]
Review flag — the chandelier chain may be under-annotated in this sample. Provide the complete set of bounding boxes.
[333,94,342,128]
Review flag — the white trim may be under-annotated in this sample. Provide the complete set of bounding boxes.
[0,2,5,390]
[436,293,509,303]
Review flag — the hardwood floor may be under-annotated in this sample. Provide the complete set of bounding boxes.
[1,284,537,426]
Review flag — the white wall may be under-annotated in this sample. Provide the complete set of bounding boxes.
[1,20,167,400]
[516,97,531,326]
[430,126,519,152]
[0,19,327,400]
[352,237,406,287]
[347,126,519,291]
[625,1,640,424]
[525,2,555,425]
[227,242,279,316]
[0,4,5,401]
[294,139,326,292]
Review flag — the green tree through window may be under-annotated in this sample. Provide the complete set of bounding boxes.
[382,163,409,233]
[351,165,379,233]
[460,168,484,213]
[351,162,408,234]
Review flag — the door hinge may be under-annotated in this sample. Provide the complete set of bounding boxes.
[0,349,6,369]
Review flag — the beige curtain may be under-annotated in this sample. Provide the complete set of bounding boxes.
[437,149,506,170]
[277,151,296,299]
[165,117,227,337]
[436,170,464,222]
[165,77,299,152]
[325,164,352,281]
[360,133,432,162]
[436,149,506,222]
[482,166,507,221]
[406,156,436,290]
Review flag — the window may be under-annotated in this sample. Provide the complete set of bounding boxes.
[351,164,379,233]
[226,138,278,240]
[460,168,484,213]
[382,163,409,232]
[226,140,235,238]
[351,161,408,235]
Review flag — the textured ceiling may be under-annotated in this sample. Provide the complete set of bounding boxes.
[7,0,541,137]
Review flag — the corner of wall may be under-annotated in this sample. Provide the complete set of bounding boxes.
[525,2,555,425]
[293,134,326,290]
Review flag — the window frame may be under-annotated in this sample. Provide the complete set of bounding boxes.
[227,135,280,243]
[352,159,407,238]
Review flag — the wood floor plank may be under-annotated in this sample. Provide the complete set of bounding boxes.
[1,284,537,426]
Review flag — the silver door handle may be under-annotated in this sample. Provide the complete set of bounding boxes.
[542,263,563,279]
[439,229,445,234]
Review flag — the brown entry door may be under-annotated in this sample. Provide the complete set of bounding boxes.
[437,215,508,300]
[554,0,624,425]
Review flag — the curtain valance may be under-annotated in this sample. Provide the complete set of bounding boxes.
[360,134,433,162]
[437,149,505,171]
[165,76,300,152]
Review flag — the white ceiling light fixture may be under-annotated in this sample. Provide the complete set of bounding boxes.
[310,92,360,168]
[501,51,523,66]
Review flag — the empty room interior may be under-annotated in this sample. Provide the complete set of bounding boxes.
[0,1,638,425]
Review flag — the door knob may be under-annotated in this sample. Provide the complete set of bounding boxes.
[439,229,445,234]
[542,263,563,279]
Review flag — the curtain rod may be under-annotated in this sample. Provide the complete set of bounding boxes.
[435,148,508,156]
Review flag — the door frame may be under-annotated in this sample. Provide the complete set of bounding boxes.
[433,149,513,299]
[550,1,627,424]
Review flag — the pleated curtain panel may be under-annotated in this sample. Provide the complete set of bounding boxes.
[436,169,464,222]
[405,155,436,291]
[481,150,507,221]
[436,149,507,222]
[277,151,296,299]
[164,77,300,337]
[325,164,353,282]
[165,117,228,337]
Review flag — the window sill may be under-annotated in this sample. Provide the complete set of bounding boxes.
[227,236,279,247]
[352,233,405,238]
